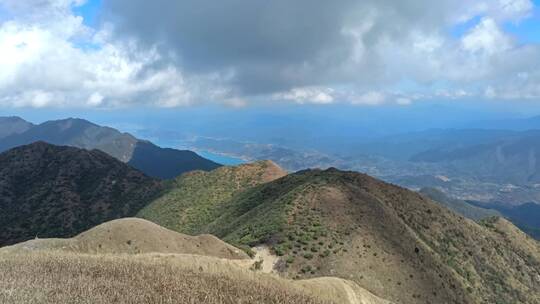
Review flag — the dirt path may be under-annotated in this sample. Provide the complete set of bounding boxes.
[252,246,279,273]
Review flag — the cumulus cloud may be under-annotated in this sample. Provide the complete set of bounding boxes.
[461,18,512,55]
[0,0,539,108]
[275,87,335,105]
[0,0,200,108]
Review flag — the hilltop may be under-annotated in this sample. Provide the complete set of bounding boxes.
[138,160,287,236]
[1,218,248,260]
[0,117,221,178]
[0,142,164,246]
[145,165,540,304]
[0,116,33,139]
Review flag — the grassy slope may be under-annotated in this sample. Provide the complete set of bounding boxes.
[0,252,331,304]
[196,168,540,304]
[135,163,540,303]
[1,218,248,260]
[137,160,286,236]
[0,216,393,304]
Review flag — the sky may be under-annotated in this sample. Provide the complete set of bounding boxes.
[0,0,539,112]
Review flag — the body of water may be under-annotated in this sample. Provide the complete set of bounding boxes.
[197,151,246,166]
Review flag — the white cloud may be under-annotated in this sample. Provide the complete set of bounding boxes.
[276,87,335,104]
[350,91,386,106]
[396,97,412,105]
[0,0,538,108]
[0,0,195,108]
[462,18,512,55]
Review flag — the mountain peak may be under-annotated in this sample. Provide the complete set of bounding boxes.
[42,117,98,130]
[241,160,287,182]
[0,116,33,139]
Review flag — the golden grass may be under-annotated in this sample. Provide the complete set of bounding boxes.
[0,251,332,304]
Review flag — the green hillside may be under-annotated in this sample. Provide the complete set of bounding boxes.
[143,165,540,304]
[137,160,286,235]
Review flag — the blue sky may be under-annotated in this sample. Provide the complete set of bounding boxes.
[504,1,540,44]
[0,0,539,111]
[72,0,102,28]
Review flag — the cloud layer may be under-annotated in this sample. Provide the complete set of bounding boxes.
[0,0,538,107]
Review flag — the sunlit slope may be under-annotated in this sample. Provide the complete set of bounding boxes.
[193,168,540,304]
[0,217,392,304]
[1,218,248,260]
[138,160,287,235]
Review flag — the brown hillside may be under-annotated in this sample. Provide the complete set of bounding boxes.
[202,168,540,304]
[1,218,248,260]
[0,251,331,304]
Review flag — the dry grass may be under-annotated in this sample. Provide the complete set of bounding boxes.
[1,218,248,260]
[0,251,332,304]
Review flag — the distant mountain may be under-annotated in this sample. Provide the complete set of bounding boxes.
[468,115,540,131]
[410,131,540,184]
[0,116,33,139]
[127,140,221,180]
[0,142,164,246]
[419,188,501,221]
[142,164,540,304]
[0,117,221,179]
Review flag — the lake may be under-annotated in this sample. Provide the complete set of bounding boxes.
[196,151,246,166]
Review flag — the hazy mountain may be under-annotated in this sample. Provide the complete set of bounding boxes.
[419,188,502,221]
[0,142,164,246]
[410,131,540,185]
[0,116,34,139]
[0,117,221,179]
[143,164,540,304]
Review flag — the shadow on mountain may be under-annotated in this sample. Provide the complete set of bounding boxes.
[128,141,221,179]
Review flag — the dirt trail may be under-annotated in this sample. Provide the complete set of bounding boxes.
[252,246,279,273]
[231,246,393,304]
[294,277,394,304]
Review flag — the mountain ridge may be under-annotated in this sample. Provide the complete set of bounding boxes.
[142,164,540,304]
[0,116,221,179]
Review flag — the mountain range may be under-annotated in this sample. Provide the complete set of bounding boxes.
[0,137,539,303]
[184,128,540,206]
[0,116,221,179]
